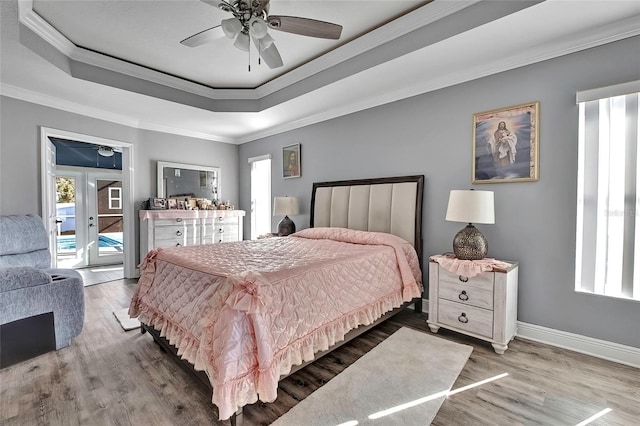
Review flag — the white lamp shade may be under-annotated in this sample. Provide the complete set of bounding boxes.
[221,17,242,39]
[273,197,300,216]
[249,17,268,39]
[445,190,495,224]
[233,31,250,51]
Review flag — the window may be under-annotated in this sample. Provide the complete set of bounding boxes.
[575,81,640,301]
[108,187,122,210]
[249,155,272,240]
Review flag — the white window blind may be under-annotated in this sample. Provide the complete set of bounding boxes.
[575,84,639,301]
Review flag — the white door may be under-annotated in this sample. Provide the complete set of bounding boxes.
[42,139,58,267]
[55,172,88,269]
[88,176,124,266]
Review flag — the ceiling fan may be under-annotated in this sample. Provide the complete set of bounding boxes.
[180,0,343,69]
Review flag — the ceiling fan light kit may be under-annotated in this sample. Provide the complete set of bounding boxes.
[221,17,242,39]
[181,0,343,70]
[249,17,268,39]
[234,31,250,52]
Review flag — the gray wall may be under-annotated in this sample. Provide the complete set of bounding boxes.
[0,96,239,264]
[238,36,640,349]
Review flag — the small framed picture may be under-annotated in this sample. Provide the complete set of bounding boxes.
[167,199,177,210]
[472,101,539,183]
[282,143,301,179]
[177,200,186,210]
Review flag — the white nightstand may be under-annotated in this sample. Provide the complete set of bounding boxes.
[427,256,518,354]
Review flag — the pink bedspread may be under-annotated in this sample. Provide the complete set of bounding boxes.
[129,227,422,420]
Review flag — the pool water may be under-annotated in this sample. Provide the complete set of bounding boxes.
[57,234,123,251]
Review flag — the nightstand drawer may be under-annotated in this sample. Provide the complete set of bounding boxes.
[439,277,494,310]
[438,299,493,339]
[439,266,494,289]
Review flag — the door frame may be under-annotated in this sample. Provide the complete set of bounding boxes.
[40,127,136,278]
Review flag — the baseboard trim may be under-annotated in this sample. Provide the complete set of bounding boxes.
[516,321,640,369]
[420,297,638,368]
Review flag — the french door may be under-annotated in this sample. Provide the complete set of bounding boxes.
[55,172,123,268]
[88,176,123,266]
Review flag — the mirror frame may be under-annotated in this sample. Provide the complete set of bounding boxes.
[156,161,221,199]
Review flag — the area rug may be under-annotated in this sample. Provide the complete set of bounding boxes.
[272,327,473,426]
[112,308,140,331]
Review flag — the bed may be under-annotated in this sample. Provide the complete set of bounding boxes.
[129,175,424,424]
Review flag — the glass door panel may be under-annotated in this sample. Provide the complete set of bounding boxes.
[89,178,123,265]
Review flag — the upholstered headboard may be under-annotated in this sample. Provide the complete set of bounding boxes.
[310,175,424,262]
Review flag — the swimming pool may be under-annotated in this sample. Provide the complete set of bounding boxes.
[57,234,123,251]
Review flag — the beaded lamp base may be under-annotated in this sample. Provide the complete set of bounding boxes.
[452,224,488,260]
[277,215,296,236]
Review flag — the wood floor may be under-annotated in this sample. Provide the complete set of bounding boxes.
[1,279,638,426]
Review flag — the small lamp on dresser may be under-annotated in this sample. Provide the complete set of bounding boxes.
[273,196,299,236]
[445,189,495,260]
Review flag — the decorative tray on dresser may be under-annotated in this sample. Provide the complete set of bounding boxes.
[427,255,519,354]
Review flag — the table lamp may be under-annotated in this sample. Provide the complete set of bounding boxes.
[445,190,495,260]
[273,196,299,236]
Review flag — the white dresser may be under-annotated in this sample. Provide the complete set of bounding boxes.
[427,257,518,354]
[139,210,245,258]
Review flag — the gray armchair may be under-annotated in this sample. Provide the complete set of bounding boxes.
[0,214,85,368]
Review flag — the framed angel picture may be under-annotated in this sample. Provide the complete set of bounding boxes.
[472,101,539,183]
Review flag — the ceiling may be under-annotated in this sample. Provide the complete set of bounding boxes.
[1,0,639,144]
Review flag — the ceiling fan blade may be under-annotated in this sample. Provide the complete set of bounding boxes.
[252,37,283,69]
[180,25,225,47]
[267,15,342,40]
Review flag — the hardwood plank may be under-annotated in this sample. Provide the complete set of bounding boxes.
[1,279,638,425]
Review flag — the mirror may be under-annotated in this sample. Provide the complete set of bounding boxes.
[157,161,220,201]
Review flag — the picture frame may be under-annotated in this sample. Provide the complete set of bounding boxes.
[472,101,539,183]
[167,198,177,210]
[148,197,167,210]
[282,143,301,179]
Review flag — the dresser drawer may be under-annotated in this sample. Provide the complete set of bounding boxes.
[214,216,239,225]
[438,299,493,339]
[153,218,198,227]
[439,275,494,310]
[154,238,200,248]
[202,224,239,242]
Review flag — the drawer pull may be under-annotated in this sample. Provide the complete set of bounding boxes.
[459,275,469,282]
[458,291,469,301]
[218,217,224,221]
[176,218,182,222]
[176,230,182,236]
[218,228,224,233]
[457,313,468,324]
[175,243,182,247]
[218,239,223,243]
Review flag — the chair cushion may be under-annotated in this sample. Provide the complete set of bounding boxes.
[0,215,51,269]
[0,267,52,292]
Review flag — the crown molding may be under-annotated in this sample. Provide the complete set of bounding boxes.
[0,83,235,143]
[17,0,477,102]
[255,0,479,97]
[11,1,640,144]
[237,14,640,143]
